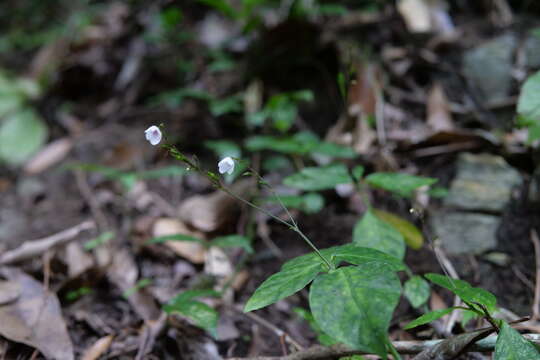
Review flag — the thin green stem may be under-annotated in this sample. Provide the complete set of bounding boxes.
[387,338,402,360]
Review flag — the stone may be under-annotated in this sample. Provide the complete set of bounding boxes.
[462,34,515,103]
[431,211,499,255]
[444,153,522,212]
[525,29,540,69]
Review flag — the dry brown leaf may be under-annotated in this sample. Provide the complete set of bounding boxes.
[24,138,73,175]
[204,247,233,279]
[0,267,74,360]
[0,281,20,305]
[427,83,454,132]
[107,248,161,322]
[152,218,206,264]
[178,179,252,232]
[65,242,94,278]
[81,335,114,360]
[398,0,432,33]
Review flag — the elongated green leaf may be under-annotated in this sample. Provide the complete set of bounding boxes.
[404,276,430,308]
[146,234,204,244]
[309,264,401,357]
[283,163,352,191]
[245,133,319,155]
[164,300,218,337]
[314,142,357,158]
[373,209,424,250]
[169,289,221,303]
[404,307,461,330]
[244,261,324,312]
[425,273,496,313]
[365,173,437,198]
[262,193,325,214]
[212,235,253,253]
[353,210,405,260]
[331,244,405,271]
[494,321,540,359]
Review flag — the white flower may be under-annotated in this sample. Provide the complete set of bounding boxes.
[218,157,235,175]
[144,126,162,146]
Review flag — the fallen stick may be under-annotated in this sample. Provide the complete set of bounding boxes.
[226,334,540,360]
[0,220,95,265]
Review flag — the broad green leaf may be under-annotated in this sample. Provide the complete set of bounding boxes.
[262,193,325,214]
[331,244,405,272]
[425,273,496,313]
[403,276,430,308]
[209,95,243,116]
[164,300,219,337]
[293,307,338,346]
[517,70,540,121]
[283,163,352,191]
[309,264,401,357]
[147,234,204,244]
[365,172,438,198]
[0,109,47,165]
[212,235,253,253]
[244,260,324,312]
[267,94,297,133]
[353,210,405,260]
[373,209,424,250]
[494,321,540,359]
[404,307,461,330]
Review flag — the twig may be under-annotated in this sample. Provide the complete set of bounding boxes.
[231,305,304,351]
[0,220,95,265]
[530,229,540,320]
[227,334,540,360]
[75,169,109,231]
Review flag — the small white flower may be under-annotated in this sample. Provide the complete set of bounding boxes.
[144,126,162,146]
[218,157,235,175]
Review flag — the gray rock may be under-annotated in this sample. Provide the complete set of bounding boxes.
[444,153,522,212]
[525,29,540,68]
[431,211,499,255]
[462,34,516,103]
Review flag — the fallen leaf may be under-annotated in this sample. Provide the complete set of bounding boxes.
[24,138,73,175]
[0,280,20,305]
[152,218,206,264]
[0,267,74,360]
[178,179,252,232]
[81,335,113,360]
[398,0,432,33]
[65,241,94,278]
[427,83,454,132]
[204,247,233,279]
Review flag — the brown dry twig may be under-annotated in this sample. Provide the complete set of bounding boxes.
[0,220,95,265]
[227,334,540,360]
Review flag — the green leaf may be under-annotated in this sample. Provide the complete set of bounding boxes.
[403,276,431,308]
[353,209,405,260]
[518,70,540,121]
[262,192,325,214]
[404,307,460,330]
[211,235,253,253]
[425,273,497,313]
[245,132,319,155]
[293,307,338,346]
[123,278,152,298]
[164,300,219,337]
[373,209,424,250]
[309,264,401,357]
[196,0,237,18]
[365,173,438,198]
[168,289,221,303]
[0,109,47,165]
[244,259,324,312]
[147,234,205,245]
[209,95,243,116]
[283,163,352,191]
[84,231,114,250]
[267,94,297,133]
[331,244,405,272]
[494,321,540,359]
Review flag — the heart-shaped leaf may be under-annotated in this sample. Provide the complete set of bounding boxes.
[494,321,540,359]
[0,109,47,165]
[309,264,401,358]
[404,307,461,329]
[404,275,431,308]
